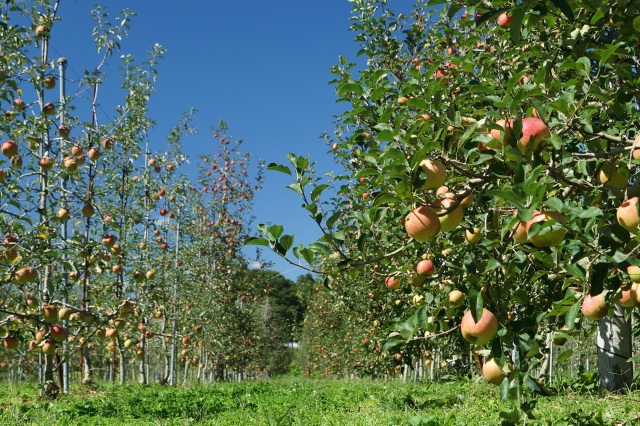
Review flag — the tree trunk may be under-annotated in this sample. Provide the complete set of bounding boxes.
[82,347,93,386]
[597,304,633,391]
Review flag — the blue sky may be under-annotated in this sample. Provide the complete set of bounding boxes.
[50,1,360,280]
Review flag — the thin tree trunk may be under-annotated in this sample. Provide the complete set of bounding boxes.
[597,304,633,391]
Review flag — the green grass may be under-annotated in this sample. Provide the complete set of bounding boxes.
[0,377,638,425]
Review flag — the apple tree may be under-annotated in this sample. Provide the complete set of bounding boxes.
[250,0,640,418]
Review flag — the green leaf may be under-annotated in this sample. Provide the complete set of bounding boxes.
[469,288,483,321]
[269,225,284,240]
[564,301,581,328]
[287,182,303,196]
[279,235,294,252]
[475,9,503,27]
[266,163,291,175]
[382,337,403,352]
[310,184,330,202]
[565,264,586,282]
[244,237,270,247]
[556,349,573,363]
[550,0,575,22]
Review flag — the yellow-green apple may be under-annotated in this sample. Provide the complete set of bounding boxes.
[14,267,37,284]
[489,119,513,148]
[631,135,640,160]
[405,206,441,242]
[552,325,571,346]
[88,147,101,161]
[617,197,640,234]
[628,265,640,283]
[437,197,464,232]
[2,140,18,158]
[409,272,426,287]
[110,243,122,256]
[101,234,116,247]
[57,207,70,221]
[419,159,447,189]
[448,289,465,308]
[581,293,608,320]
[145,268,157,280]
[43,305,58,323]
[124,339,134,349]
[416,259,436,276]
[483,358,507,385]
[618,283,638,308]
[465,227,482,244]
[497,13,512,28]
[42,340,56,355]
[63,156,78,171]
[58,307,73,321]
[597,161,627,188]
[436,185,449,197]
[458,190,473,208]
[385,275,401,290]
[525,211,566,247]
[518,117,551,154]
[460,308,498,345]
[81,203,95,217]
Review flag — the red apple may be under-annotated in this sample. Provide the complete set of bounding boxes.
[617,197,640,234]
[581,293,609,320]
[405,206,441,242]
[50,325,68,342]
[42,102,55,116]
[1,140,18,158]
[3,335,19,350]
[416,259,436,276]
[39,157,55,171]
[497,12,512,28]
[12,98,26,111]
[385,275,401,290]
[43,76,56,89]
[518,117,551,154]
[102,138,114,150]
[460,308,498,345]
[58,125,70,138]
[483,358,507,385]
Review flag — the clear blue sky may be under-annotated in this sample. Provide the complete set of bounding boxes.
[50,1,359,280]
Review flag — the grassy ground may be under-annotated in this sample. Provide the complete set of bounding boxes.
[0,376,638,425]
